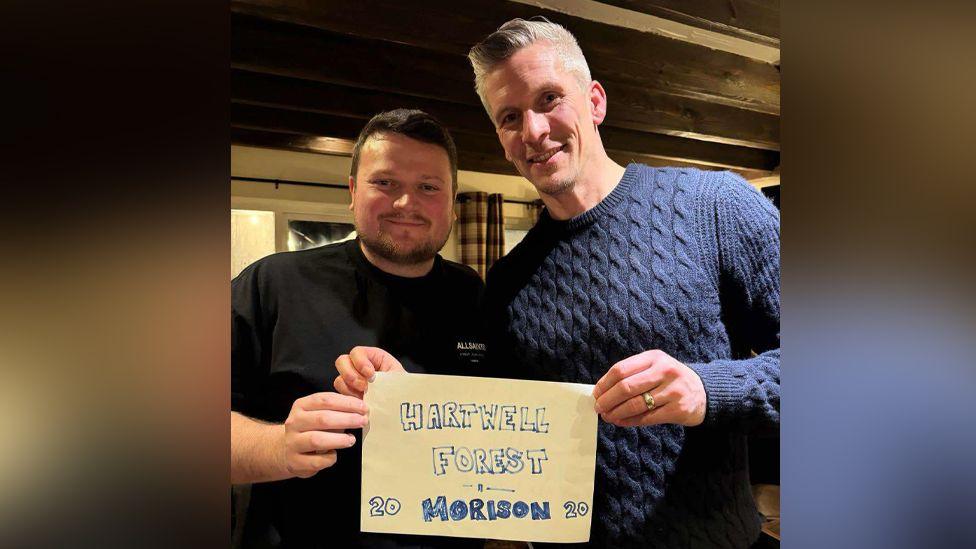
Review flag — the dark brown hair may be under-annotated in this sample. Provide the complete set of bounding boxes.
[349,109,458,192]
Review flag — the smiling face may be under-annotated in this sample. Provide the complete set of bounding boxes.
[349,132,455,272]
[483,42,606,197]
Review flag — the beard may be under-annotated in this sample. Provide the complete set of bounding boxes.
[533,172,577,197]
[356,216,450,266]
[520,148,581,198]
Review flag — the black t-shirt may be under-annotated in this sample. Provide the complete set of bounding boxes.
[232,239,487,549]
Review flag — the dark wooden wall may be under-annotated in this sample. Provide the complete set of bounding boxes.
[231,0,779,179]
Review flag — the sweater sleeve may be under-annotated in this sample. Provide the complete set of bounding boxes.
[690,173,780,431]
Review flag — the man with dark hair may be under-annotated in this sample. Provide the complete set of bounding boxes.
[468,17,780,549]
[231,109,485,548]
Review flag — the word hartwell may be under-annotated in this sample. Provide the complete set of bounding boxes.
[399,402,550,433]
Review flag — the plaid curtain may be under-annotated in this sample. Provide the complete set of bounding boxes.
[457,192,488,278]
[486,193,505,272]
[457,192,507,279]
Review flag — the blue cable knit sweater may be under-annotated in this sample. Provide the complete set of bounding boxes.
[485,164,780,548]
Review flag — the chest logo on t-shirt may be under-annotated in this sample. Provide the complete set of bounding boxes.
[456,340,487,364]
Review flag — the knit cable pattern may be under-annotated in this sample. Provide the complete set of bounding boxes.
[491,165,779,548]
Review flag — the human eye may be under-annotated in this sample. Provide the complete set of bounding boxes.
[499,111,519,127]
[420,183,441,193]
[370,179,392,188]
[541,92,560,108]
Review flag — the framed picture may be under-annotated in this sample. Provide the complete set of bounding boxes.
[279,212,356,252]
[286,219,356,251]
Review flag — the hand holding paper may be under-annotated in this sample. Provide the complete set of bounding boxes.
[592,349,707,427]
[360,372,598,543]
[281,392,369,478]
[333,346,406,399]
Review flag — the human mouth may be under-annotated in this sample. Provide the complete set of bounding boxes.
[527,145,565,165]
[382,216,428,226]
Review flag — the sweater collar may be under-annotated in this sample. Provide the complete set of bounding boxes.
[538,163,640,233]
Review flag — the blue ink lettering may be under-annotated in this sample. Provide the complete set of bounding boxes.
[449,499,468,520]
[519,406,537,432]
[400,403,422,431]
[458,403,477,428]
[432,446,453,476]
[496,500,511,518]
[422,496,448,522]
[454,446,473,472]
[469,498,486,520]
[536,407,550,433]
[369,496,384,516]
[489,448,507,474]
[427,403,443,429]
[474,448,492,474]
[500,405,516,431]
[526,449,548,474]
[530,501,550,520]
[505,448,525,474]
[479,404,498,430]
[443,402,461,428]
[512,501,529,518]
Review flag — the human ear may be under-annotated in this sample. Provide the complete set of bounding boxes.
[589,80,608,125]
[348,176,356,211]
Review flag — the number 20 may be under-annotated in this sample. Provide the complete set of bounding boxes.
[564,501,589,518]
[369,496,401,517]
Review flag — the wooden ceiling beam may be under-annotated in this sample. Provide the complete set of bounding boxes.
[230,0,779,114]
[231,18,779,150]
[231,127,768,180]
[231,102,777,171]
[594,0,779,46]
[231,70,497,135]
[231,128,518,176]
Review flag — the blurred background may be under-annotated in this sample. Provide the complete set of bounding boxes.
[1,1,974,548]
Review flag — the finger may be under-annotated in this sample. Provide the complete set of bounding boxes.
[289,450,338,477]
[291,430,357,454]
[333,376,364,400]
[294,392,369,414]
[336,354,369,393]
[592,350,664,399]
[291,409,368,432]
[372,347,405,373]
[350,346,405,377]
[602,389,670,423]
[614,402,675,428]
[594,366,664,414]
[346,348,377,386]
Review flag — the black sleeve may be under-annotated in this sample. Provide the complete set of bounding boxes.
[483,258,519,380]
[231,263,269,414]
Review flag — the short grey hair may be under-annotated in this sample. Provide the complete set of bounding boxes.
[468,17,592,118]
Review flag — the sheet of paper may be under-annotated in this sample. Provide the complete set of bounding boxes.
[361,372,598,543]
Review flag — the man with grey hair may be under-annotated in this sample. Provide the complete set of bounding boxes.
[470,17,781,548]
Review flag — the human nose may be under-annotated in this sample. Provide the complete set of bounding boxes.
[521,110,549,146]
[392,189,414,209]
